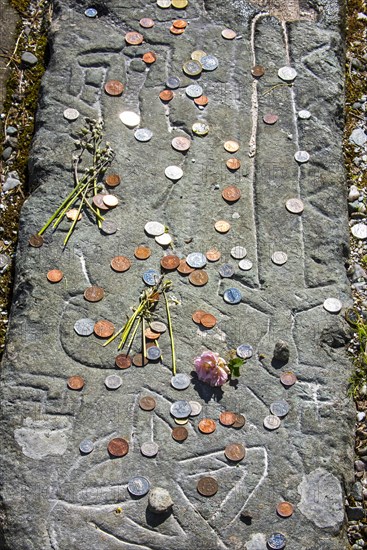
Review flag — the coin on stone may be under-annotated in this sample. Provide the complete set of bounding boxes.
[194,96,209,107]
[177,259,195,275]
[108,438,129,457]
[271,251,288,265]
[147,346,161,361]
[189,401,202,416]
[192,310,206,323]
[238,259,253,271]
[191,50,207,61]
[221,28,237,39]
[219,411,236,426]
[323,297,342,313]
[237,344,253,359]
[161,255,180,270]
[105,173,121,187]
[278,66,297,81]
[201,55,218,71]
[139,396,156,411]
[67,375,85,390]
[206,247,221,262]
[145,221,165,236]
[125,31,144,45]
[270,400,289,417]
[159,89,174,101]
[94,320,115,338]
[294,150,310,163]
[79,439,94,454]
[170,400,192,418]
[29,234,44,247]
[128,476,150,496]
[276,501,294,518]
[172,0,188,7]
[150,321,167,333]
[155,233,172,246]
[189,270,208,286]
[186,252,206,269]
[92,194,109,210]
[183,60,202,77]
[101,220,117,235]
[263,113,278,125]
[223,287,242,304]
[135,245,151,259]
[157,0,171,7]
[142,269,160,287]
[222,185,241,202]
[231,246,247,259]
[226,158,241,170]
[143,51,157,64]
[251,65,265,77]
[173,19,187,28]
[285,198,304,214]
[47,269,63,283]
[111,256,131,272]
[186,84,203,98]
[84,7,97,17]
[224,443,246,461]
[133,353,149,367]
[232,413,246,429]
[298,109,311,119]
[145,327,161,340]
[172,136,191,151]
[165,165,183,181]
[280,371,297,387]
[104,80,124,96]
[119,111,141,128]
[84,285,104,302]
[105,374,122,390]
[198,418,216,434]
[141,441,159,457]
[219,263,234,278]
[351,223,367,240]
[192,121,209,136]
[197,477,218,497]
[170,25,185,35]
[135,128,153,142]
[215,220,231,233]
[74,318,95,337]
[166,76,180,89]
[267,533,286,550]
[171,373,191,390]
[172,426,188,441]
[200,313,217,328]
[115,354,132,369]
[224,140,239,153]
[263,414,281,430]
[140,17,154,28]
[63,108,80,121]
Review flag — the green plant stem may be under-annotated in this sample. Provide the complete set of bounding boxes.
[125,316,141,354]
[38,183,84,235]
[64,183,90,246]
[163,289,176,375]
[142,317,147,358]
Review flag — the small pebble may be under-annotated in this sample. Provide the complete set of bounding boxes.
[349,185,361,202]
[357,411,366,421]
[21,51,38,67]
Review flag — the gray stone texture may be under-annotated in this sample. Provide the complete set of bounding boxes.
[0,1,354,549]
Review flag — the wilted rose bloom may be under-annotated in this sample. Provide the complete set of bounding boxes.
[194,350,230,387]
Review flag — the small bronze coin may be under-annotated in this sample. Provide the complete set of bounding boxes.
[224,443,246,462]
[222,186,241,202]
[226,158,241,170]
[115,354,132,369]
[206,247,221,262]
[125,31,144,45]
[172,426,188,441]
[92,194,109,210]
[280,371,297,387]
[47,269,63,283]
[200,313,217,329]
[104,80,124,96]
[94,320,115,338]
[145,328,161,340]
[251,65,265,77]
[172,136,191,151]
[105,174,121,187]
[133,353,149,367]
[159,89,174,101]
[173,19,187,28]
[110,256,131,272]
[67,375,85,390]
[143,51,157,64]
[219,411,236,426]
[198,418,216,434]
[107,437,129,457]
[170,25,185,34]
[232,413,246,429]
[84,285,104,302]
[263,113,279,125]
[66,208,82,221]
[192,310,207,323]
[134,245,151,260]
[140,17,154,28]
[29,234,44,248]
[139,396,156,411]
[197,476,218,497]
[161,255,180,270]
[276,501,294,518]
[194,95,209,106]
[177,259,195,275]
[189,270,209,286]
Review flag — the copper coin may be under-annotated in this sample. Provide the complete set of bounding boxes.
[84,285,104,302]
[110,256,131,272]
[226,158,241,170]
[170,26,185,34]
[104,80,124,96]
[219,411,236,426]
[232,413,246,429]
[280,371,297,387]
[263,113,278,125]
[134,245,151,260]
[222,28,237,39]
[159,89,174,101]
[107,437,129,457]
[200,313,217,329]
[276,501,294,518]
[143,51,157,64]
[198,418,216,434]
[29,234,44,248]
[194,95,209,106]
[172,426,188,441]
[140,17,154,28]
[177,259,195,275]
[173,19,187,28]
[92,194,109,210]
[224,140,239,153]
[192,310,207,323]
[139,396,156,411]
[214,220,231,233]
[94,320,115,338]
[222,186,241,202]
[224,443,246,461]
[172,136,191,152]
[197,477,218,497]
[66,208,82,221]
[47,269,63,283]
[251,65,265,77]
[105,174,121,187]
[189,270,208,286]
[67,375,85,390]
[133,353,149,367]
[145,328,161,340]
[206,247,221,262]
[125,31,144,45]
[161,255,180,270]
[115,354,132,369]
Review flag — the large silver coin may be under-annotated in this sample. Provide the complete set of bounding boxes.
[285,198,304,214]
[150,321,167,333]
[165,165,183,181]
[271,251,288,266]
[186,252,206,268]
[236,344,253,359]
[147,346,161,361]
[189,401,202,416]
[278,66,297,81]
[238,259,253,271]
[351,223,367,240]
[74,318,95,336]
[155,233,172,246]
[223,288,242,304]
[263,415,281,430]
[183,60,202,76]
[170,400,192,418]
[127,476,151,496]
[101,220,117,235]
[186,84,203,98]
[141,441,159,457]
[267,533,286,550]
[294,150,310,163]
[298,109,311,119]
[144,221,165,236]
[119,111,141,128]
[79,439,94,454]
[270,400,289,417]
[134,128,153,142]
[231,245,247,259]
[166,76,180,89]
[323,297,342,313]
[171,373,190,390]
[104,374,122,389]
[63,108,79,121]
[142,269,160,286]
[201,55,218,71]
[219,263,234,278]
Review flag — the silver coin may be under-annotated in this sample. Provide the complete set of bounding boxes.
[74,318,95,336]
[263,414,281,430]
[165,165,183,181]
[201,55,218,71]
[186,252,206,269]
[223,288,242,304]
[238,259,253,271]
[150,321,167,333]
[352,223,367,240]
[267,533,286,550]
[79,439,94,454]
[134,128,153,142]
[298,109,311,119]
[155,233,172,246]
[170,400,192,418]
[294,150,310,163]
[236,344,253,359]
[147,346,161,361]
[127,476,150,496]
[323,297,342,313]
[119,111,141,128]
[105,374,122,389]
[270,400,289,417]
[183,60,202,76]
[186,84,203,98]
[219,263,235,278]
[285,198,304,214]
[157,0,171,6]
[171,373,190,390]
[271,251,288,266]
[189,401,202,416]
[278,66,297,81]
[144,221,165,236]
[166,76,180,89]
[231,245,247,259]
[192,121,209,136]
[143,269,160,286]
[63,108,79,121]
[84,7,97,17]
[141,441,159,457]
[101,220,117,234]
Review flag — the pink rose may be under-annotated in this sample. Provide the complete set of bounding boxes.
[194,351,230,387]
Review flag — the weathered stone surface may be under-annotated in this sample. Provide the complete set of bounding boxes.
[0,1,354,549]
[148,487,174,514]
